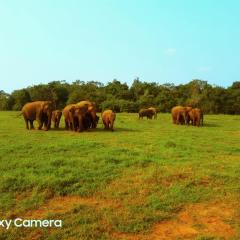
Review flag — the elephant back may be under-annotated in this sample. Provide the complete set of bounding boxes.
[77,101,97,122]
[148,107,157,113]
[102,110,116,120]
[63,104,75,118]
[77,101,95,111]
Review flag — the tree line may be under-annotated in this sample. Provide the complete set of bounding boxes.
[0,79,240,114]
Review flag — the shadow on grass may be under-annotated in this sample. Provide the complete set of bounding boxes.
[50,128,67,131]
[89,127,140,132]
[49,127,140,133]
[203,123,220,127]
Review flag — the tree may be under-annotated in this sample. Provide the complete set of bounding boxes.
[11,89,31,110]
[0,91,11,110]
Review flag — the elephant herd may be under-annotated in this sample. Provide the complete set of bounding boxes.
[138,106,203,127]
[171,106,203,127]
[21,100,116,132]
[21,101,203,132]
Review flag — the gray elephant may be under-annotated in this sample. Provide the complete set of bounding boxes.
[171,106,192,125]
[63,104,88,132]
[51,110,62,128]
[139,108,155,119]
[21,101,53,130]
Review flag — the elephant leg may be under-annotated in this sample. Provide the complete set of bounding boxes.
[176,113,180,124]
[103,120,108,129]
[91,118,96,128]
[30,120,34,129]
[24,117,29,130]
[177,113,183,124]
[72,118,76,131]
[107,120,111,129]
[192,118,196,126]
[78,118,84,132]
[105,120,109,129]
[109,120,114,131]
[196,118,200,127]
[43,121,47,129]
[43,118,49,131]
[70,123,73,130]
[37,118,43,130]
[103,120,106,129]
[65,119,69,130]
[68,119,73,130]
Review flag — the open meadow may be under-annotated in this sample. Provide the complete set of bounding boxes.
[0,111,240,240]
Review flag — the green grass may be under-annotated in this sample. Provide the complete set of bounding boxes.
[0,111,240,239]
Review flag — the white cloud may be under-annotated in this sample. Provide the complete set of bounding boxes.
[164,48,177,56]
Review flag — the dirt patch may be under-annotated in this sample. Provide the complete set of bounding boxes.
[112,200,237,240]
[24,196,121,219]
[24,196,96,218]
[150,202,235,239]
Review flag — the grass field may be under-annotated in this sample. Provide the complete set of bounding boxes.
[0,111,240,240]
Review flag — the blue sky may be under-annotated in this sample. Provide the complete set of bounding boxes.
[1,0,240,93]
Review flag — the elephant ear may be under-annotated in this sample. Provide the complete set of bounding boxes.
[77,104,88,114]
[77,105,88,115]
[42,103,50,113]
[36,102,45,119]
[69,106,76,113]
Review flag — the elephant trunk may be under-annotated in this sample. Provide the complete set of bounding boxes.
[77,115,84,132]
[45,112,52,130]
[90,111,97,128]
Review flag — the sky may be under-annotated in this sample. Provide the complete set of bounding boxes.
[1,0,240,93]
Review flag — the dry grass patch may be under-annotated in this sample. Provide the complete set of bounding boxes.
[23,195,122,219]
[111,200,238,240]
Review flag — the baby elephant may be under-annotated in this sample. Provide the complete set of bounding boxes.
[101,110,116,131]
[52,110,62,128]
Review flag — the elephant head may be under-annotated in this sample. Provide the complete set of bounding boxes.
[69,104,88,132]
[183,106,192,125]
[52,110,62,128]
[39,101,53,130]
[77,101,98,128]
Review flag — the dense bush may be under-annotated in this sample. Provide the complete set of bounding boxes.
[1,79,240,114]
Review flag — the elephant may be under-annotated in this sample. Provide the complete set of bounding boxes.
[51,110,62,128]
[148,107,157,119]
[171,106,192,125]
[63,104,74,130]
[139,108,155,119]
[77,101,98,128]
[102,110,116,131]
[82,113,99,130]
[63,104,88,132]
[21,101,53,130]
[187,108,203,127]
